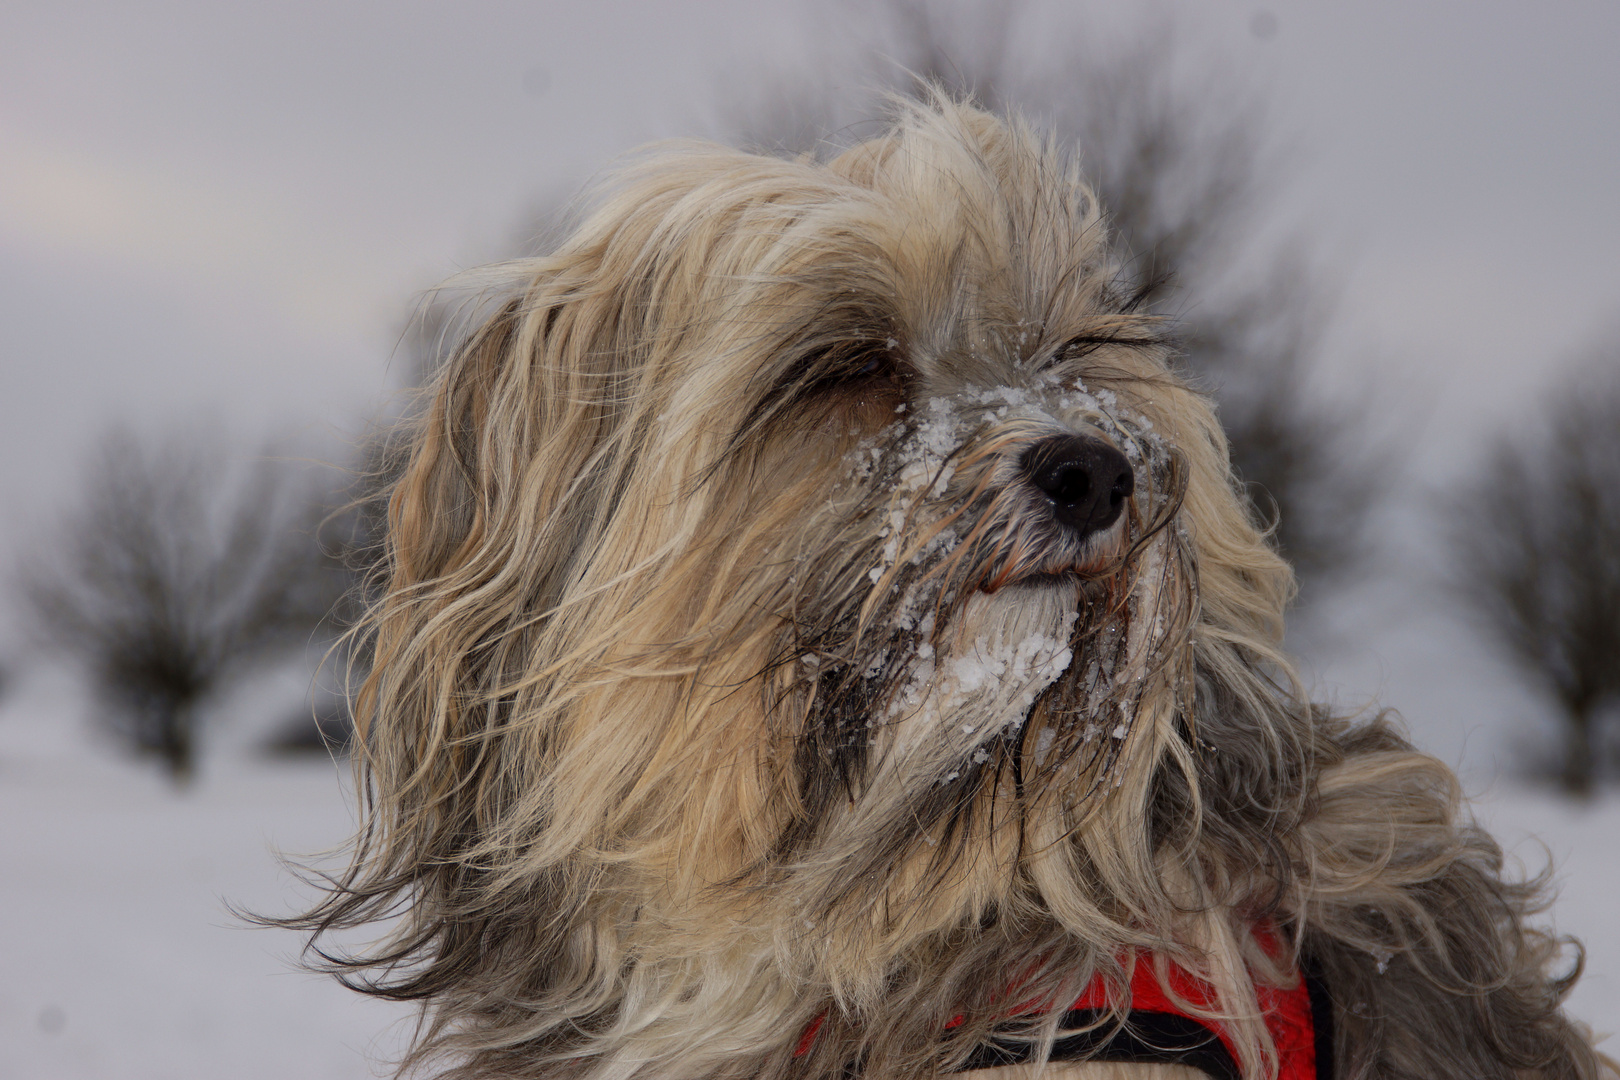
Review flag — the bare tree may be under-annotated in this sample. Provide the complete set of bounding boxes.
[718,0,1374,594]
[1450,356,1620,796]
[21,428,347,782]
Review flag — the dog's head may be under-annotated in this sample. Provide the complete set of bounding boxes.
[347,100,1300,1077]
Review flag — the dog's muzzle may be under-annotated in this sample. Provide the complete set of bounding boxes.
[1020,434,1134,541]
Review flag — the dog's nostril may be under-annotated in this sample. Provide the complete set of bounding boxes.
[1032,461,1093,505]
[1110,468,1134,506]
[1020,435,1134,537]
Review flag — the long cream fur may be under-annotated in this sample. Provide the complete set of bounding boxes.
[283,99,1610,1080]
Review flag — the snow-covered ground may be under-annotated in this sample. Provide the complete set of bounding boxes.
[0,672,414,1080]
[1,660,1615,1079]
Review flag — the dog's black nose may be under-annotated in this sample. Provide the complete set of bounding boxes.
[1021,434,1134,536]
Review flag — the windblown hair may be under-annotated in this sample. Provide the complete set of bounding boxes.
[284,100,1608,1080]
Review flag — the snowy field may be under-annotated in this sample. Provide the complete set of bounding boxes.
[0,670,415,1080]
[1,664,1615,1079]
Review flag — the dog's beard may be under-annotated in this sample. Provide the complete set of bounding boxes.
[772,376,1193,872]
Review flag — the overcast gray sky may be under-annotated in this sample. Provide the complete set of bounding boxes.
[3,0,1618,775]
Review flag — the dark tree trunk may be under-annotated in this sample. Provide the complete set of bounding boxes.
[1560,701,1594,798]
[158,703,196,786]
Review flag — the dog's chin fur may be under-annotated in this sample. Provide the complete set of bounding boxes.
[285,100,1610,1080]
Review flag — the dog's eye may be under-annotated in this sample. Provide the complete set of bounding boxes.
[848,350,908,385]
[1046,330,1162,370]
[809,345,901,389]
[1047,336,1109,369]
[752,341,909,436]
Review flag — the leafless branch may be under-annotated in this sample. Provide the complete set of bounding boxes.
[1449,354,1620,794]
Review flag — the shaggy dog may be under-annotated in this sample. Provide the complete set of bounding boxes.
[288,101,1609,1080]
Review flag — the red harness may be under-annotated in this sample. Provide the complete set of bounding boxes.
[795,949,1329,1080]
